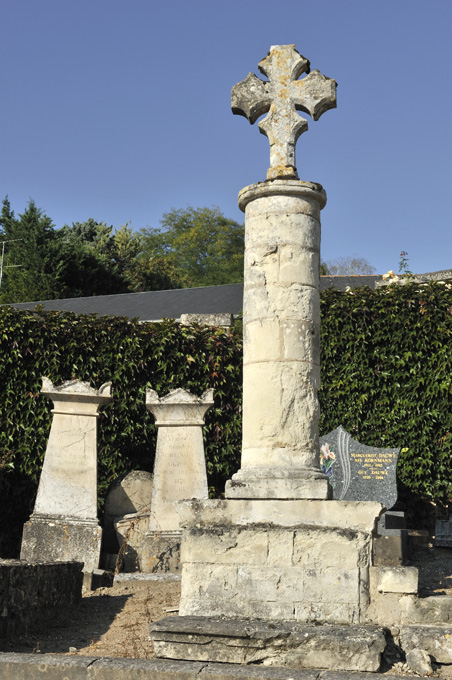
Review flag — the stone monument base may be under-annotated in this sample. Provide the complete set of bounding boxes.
[176,499,383,624]
[225,467,330,500]
[141,530,181,573]
[20,515,102,573]
[150,616,386,672]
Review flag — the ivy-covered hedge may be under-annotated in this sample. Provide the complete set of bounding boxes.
[319,282,452,504]
[0,307,242,555]
[1,281,452,556]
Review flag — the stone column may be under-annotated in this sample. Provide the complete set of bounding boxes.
[141,387,214,572]
[225,179,329,500]
[21,377,112,573]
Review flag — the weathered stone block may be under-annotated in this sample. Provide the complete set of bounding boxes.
[180,563,238,602]
[151,617,385,672]
[377,567,418,594]
[244,320,282,361]
[103,470,153,554]
[225,475,329,501]
[294,602,359,624]
[0,653,91,680]
[399,594,452,625]
[200,663,319,680]
[177,499,383,534]
[90,657,206,680]
[293,527,370,569]
[241,189,323,220]
[0,560,82,639]
[181,528,268,566]
[303,566,360,604]
[141,530,181,573]
[279,246,318,287]
[180,313,233,328]
[236,566,279,601]
[372,533,407,567]
[267,531,294,565]
[114,512,149,572]
[281,320,319,362]
[245,213,320,251]
[405,648,433,675]
[21,517,102,573]
[400,625,452,663]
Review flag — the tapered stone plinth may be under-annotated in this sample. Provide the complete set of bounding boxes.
[225,179,329,500]
[21,377,112,572]
[141,388,213,573]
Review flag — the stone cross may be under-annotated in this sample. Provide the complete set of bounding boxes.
[231,44,337,179]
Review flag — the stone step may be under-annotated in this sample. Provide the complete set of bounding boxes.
[150,616,387,672]
[0,654,434,680]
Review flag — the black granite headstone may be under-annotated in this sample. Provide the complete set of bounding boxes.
[319,426,400,509]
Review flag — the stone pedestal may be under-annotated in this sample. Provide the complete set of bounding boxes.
[20,377,112,573]
[141,388,213,573]
[225,180,329,501]
[176,499,383,624]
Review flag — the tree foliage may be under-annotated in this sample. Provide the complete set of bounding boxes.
[0,198,58,303]
[323,255,376,276]
[0,199,243,303]
[140,206,244,287]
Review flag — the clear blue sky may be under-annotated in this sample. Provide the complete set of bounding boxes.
[1,0,451,276]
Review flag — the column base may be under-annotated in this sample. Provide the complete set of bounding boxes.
[141,530,182,573]
[20,515,102,573]
[225,466,330,500]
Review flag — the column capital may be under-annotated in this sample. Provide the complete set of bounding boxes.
[238,179,327,212]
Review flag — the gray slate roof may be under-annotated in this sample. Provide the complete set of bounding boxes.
[10,284,245,322]
[9,277,383,322]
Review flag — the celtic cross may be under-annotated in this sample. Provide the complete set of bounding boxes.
[231,45,337,179]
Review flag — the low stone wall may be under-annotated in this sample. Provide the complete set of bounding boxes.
[0,559,83,638]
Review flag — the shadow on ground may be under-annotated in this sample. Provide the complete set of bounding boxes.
[0,592,131,654]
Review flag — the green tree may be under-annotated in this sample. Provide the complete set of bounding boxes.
[0,199,58,303]
[140,206,244,287]
[56,219,128,297]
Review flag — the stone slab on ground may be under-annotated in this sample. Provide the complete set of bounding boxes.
[150,616,386,672]
[0,654,430,680]
[113,571,181,585]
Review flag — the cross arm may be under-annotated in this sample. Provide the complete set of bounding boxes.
[231,72,271,125]
[293,70,337,121]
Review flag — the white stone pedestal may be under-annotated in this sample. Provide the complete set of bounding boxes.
[141,388,213,573]
[20,377,112,573]
[177,499,383,623]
